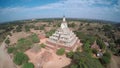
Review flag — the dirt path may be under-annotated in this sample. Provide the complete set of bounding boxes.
[0,36,16,68]
[108,55,119,68]
[107,50,120,68]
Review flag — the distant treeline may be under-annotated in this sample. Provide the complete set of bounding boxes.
[0,18,119,25]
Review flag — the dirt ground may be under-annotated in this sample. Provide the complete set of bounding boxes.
[25,38,77,68]
[107,55,120,68]
[25,48,71,68]
[0,36,16,68]
[9,31,30,45]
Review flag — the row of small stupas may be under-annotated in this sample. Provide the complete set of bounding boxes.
[46,16,80,51]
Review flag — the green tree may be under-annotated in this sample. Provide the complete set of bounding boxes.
[102,25,112,32]
[99,52,111,65]
[39,25,44,30]
[66,51,74,58]
[99,56,110,65]
[16,25,22,32]
[115,39,120,45]
[25,25,30,32]
[68,23,76,28]
[83,41,92,53]
[103,52,111,59]
[46,29,55,38]
[56,48,65,55]
[70,64,78,68]
[30,34,40,43]
[7,46,16,53]
[22,62,34,68]
[71,52,103,68]
[16,38,33,52]
[92,49,98,54]
[13,52,29,65]
[96,39,106,50]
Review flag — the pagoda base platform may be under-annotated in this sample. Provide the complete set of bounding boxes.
[45,39,80,51]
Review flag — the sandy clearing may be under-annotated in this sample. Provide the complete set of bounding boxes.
[25,48,71,68]
[109,55,120,68]
[0,36,16,68]
[9,31,30,45]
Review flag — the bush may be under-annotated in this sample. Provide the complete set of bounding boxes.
[68,23,76,28]
[40,43,46,48]
[103,52,111,59]
[92,49,98,54]
[46,29,55,38]
[5,38,10,44]
[99,56,110,65]
[70,64,78,68]
[30,34,40,43]
[16,25,22,32]
[22,62,34,68]
[13,52,29,65]
[7,47,16,53]
[66,51,74,58]
[34,26,39,30]
[96,39,106,50]
[70,52,103,68]
[25,25,30,32]
[39,25,44,30]
[56,48,65,55]
[99,52,111,65]
[16,38,33,52]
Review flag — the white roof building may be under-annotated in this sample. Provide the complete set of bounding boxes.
[46,16,80,50]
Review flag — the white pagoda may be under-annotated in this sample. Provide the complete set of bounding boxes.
[46,16,80,50]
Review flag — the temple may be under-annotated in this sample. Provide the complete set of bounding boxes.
[46,16,80,51]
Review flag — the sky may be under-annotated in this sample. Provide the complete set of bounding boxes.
[0,0,120,23]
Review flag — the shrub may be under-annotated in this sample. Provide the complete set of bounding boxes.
[46,29,55,38]
[39,25,44,30]
[96,39,106,50]
[66,51,74,58]
[5,38,10,44]
[22,62,34,68]
[7,47,16,53]
[16,38,33,52]
[13,52,29,65]
[30,34,40,43]
[92,49,98,54]
[68,23,76,28]
[70,64,78,68]
[56,48,65,55]
[16,25,22,32]
[70,52,103,68]
[103,52,111,59]
[99,56,110,65]
[25,25,30,32]
[40,43,46,48]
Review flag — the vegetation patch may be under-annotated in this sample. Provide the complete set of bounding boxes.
[22,62,34,68]
[66,52,104,68]
[46,29,55,38]
[7,46,16,54]
[16,38,33,52]
[13,52,29,65]
[30,34,40,43]
[56,48,65,55]
[40,43,46,48]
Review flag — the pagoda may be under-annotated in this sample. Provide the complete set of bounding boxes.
[46,16,80,51]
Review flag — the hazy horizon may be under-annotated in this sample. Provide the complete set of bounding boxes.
[0,0,120,23]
